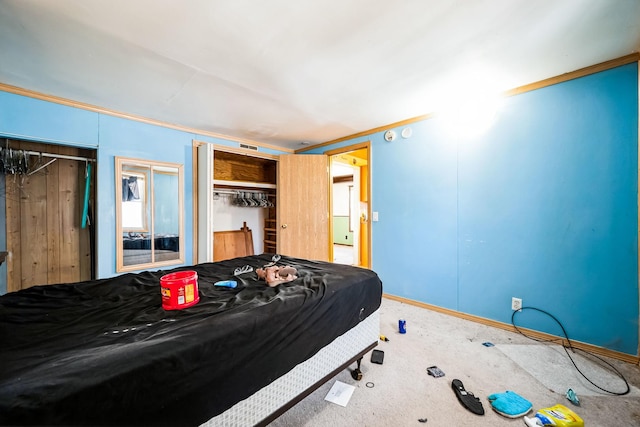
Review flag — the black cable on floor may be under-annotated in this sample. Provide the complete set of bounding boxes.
[511,306,630,396]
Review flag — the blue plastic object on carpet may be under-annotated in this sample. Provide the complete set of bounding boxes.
[487,390,532,418]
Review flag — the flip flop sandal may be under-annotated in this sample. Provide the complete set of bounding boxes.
[452,379,485,415]
[233,265,253,275]
[263,254,282,268]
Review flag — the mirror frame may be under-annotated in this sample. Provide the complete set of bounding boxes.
[115,156,184,272]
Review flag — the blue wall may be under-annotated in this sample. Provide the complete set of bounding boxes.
[0,91,99,147]
[0,62,638,356]
[0,91,287,283]
[307,63,639,356]
[95,114,196,277]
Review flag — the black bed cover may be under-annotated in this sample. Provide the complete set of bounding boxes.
[0,255,382,426]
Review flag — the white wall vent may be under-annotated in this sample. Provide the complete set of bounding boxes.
[239,143,258,151]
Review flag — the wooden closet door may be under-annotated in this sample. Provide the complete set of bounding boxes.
[277,154,329,261]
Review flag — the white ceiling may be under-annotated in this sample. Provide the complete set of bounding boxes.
[0,0,639,151]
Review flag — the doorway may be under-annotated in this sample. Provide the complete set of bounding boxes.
[326,142,371,268]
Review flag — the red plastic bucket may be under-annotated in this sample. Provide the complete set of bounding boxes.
[160,270,200,310]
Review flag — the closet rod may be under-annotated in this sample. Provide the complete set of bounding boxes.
[213,189,238,195]
[3,138,95,163]
[23,150,96,163]
[213,188,274,196]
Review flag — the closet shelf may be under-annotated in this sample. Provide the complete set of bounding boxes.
[213,179,276,189]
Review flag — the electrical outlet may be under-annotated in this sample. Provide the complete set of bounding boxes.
[511,297,522,311]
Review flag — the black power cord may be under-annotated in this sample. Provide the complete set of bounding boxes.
[511,306,630,396]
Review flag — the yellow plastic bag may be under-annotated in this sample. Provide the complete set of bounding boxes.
[525,404,583,427]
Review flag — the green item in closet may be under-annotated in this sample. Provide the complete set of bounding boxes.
[81,163,91,229]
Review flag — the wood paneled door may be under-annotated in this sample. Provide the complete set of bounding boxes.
[3,140,95,292]
[277,154,329,261]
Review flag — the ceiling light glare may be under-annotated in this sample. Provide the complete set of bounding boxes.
[433,65,508,140]
[439,90,504,139]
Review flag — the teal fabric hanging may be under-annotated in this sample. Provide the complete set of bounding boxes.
[81,162,91,229]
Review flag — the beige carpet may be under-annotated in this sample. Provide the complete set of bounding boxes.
[496,343,640,398]
[268,297,640,426]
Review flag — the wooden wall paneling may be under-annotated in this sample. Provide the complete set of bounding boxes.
[4,139,94,290]
[46,150,61,285]
[62,143,91,283]
[21,170,48,288]
[72,148,92,282]
[78,159,92,281]
[214,151,277,184]
[6,177,21,293]
[58,155,81,283]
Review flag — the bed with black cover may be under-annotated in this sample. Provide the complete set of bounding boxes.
[0,254,382,426]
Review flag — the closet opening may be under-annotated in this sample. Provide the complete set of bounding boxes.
[1,138,96,294]
[195,142,329,263]
[199,146,277,261]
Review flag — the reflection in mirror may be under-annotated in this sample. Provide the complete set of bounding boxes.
[116,157,184,272]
